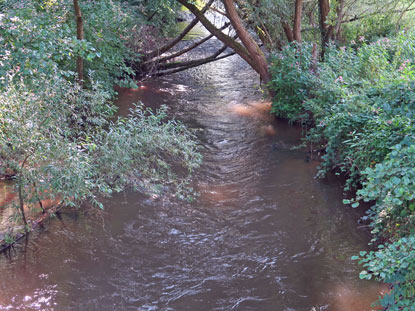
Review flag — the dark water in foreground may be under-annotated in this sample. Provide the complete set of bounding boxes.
[0,39,385,310]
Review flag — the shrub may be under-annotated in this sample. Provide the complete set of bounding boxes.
[269,31,415,309]
[356,140,415,239]
[0,75,201,226]
[268,43,315,121]
[0,0,140,92]
[354,236,415,311]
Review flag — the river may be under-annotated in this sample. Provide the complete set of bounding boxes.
[0,33,385,310]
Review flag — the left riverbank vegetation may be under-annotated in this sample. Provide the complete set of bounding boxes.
[0,0,201,246]
[2,0,415,308]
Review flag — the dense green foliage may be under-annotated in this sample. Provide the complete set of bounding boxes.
[0,0,140,90]
[125,0,181,34]
[0,76,201,210]
[269,31,415,308]
[0,0,201,230]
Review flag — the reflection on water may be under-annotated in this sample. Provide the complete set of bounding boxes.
[327,282,389,311]
[0,37,385,311]
[260,124,277,136]
[228,101,272,120]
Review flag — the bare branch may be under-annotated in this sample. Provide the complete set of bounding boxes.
[157,40,233,71]
[148,22,231,64]
[209,6,227,17]
[176,0,256,70]
[396,0,415,31]
[143,0,215,61]
[155,52,236,77]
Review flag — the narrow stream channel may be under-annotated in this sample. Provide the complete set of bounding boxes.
[0,35,384,310]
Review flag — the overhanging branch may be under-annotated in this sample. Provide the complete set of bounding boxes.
[157,39,234,71]
[147,22,231,65]
[143,0,215,61]
[176,0,256,70]
[155,52,236,77]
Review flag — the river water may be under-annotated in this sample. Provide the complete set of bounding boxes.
[0,34,384,310]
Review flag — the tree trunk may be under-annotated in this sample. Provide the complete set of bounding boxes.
[175,0,274,96]
[222,0,271,85]
[319,0,330,35]
[319,0,332,57]
[17,178,28,228]
[73,0,84,85]
[334,0,345,40]
[176,0,256,70]
[293,0,303,43]
[282,21,294,43]
[144,0,215,61]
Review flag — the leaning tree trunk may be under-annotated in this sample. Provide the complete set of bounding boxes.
[176,0,256,70]
[177,0,273,91]
[222,0,272,85]
[282,22,295,43]
[73,0,84,85]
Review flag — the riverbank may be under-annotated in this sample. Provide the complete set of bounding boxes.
[269,33,415,309]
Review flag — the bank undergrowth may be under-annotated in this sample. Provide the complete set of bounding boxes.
[0,0,201,241]
[269,32,415,310]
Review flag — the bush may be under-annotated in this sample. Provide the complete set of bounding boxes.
[268,43,315,121]
[0,75,201,225]
[354,236,415,311]
[0,0,140,92]
[269,31,415,309]
[356,140,415,239]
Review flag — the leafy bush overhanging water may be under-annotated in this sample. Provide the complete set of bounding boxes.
[0,0,201,234]
[269,32,415,309]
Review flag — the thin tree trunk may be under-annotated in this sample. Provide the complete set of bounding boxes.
[149,22,231,65]
[282,21,295,43]
[73,0,84,85]
[293,0,303,43]
[157,36,236,71]
[32,181,45,214]
[334,0,345,40]
[144,0,215,61]
[396,0,415,31]
[18,178,28,228]
[156,51,236,77]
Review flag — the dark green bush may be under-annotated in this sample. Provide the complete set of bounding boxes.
[268,43,315,121]
[269,31,415,309]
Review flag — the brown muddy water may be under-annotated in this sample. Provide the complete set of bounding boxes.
[0,39,386,310]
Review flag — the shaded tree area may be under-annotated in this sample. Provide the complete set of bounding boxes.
[131,0,415,91]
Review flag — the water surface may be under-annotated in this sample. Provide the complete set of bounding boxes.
[0,38,385,311]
